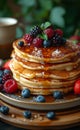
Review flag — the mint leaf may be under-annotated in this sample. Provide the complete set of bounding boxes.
[44,21,51,29]
[38,33,48,40]
[41,21,51,30]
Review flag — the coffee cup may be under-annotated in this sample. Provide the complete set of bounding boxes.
[0,17,18,59]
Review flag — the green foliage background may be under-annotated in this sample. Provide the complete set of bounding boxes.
[0,0,80,38]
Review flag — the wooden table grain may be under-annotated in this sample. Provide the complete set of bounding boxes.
[0,121,80,130]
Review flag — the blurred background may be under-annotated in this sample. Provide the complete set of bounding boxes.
[0,0,80,38]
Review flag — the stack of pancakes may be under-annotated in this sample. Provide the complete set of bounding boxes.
[10,39,80,95]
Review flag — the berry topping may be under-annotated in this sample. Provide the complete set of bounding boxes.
[43,40,52,48]
[53,91,63,99]
[23,110,32,119]
[52,34,66,46]
[0,106,9,115]
[3,60,11,70]
[54,29,63,36]
[23,22,66,48]
[32,37,43,47]
[30,25,42,37]
[35,95,46,103]
[44,28,54,39]
[18,41,24,47]
[0,84,3,91]
[74,80,80,95]
[23,34,33,44]
[3,69,11,74]
[2,73,12,84]
[4,79,18,94]
[21,88,31,98]
[46,111,56,120]
[0,70,4,77]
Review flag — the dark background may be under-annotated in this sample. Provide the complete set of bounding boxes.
[0,0,80,38]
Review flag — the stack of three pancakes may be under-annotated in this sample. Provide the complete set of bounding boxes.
[10,39,80,95]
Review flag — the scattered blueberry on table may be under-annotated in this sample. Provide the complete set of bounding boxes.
[0,106,9,115]
[46,111,56,120]
[23,110,32,119]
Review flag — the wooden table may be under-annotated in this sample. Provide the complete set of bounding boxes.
[0,121,80,130]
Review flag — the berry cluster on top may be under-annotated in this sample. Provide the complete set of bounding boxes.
[19,22,66,48]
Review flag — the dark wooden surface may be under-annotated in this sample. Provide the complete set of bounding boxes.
[0,121,80,130]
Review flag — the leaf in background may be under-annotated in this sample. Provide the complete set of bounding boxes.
[39,0,53,10]
[50,7,66,28]
[16,27,23,38]
[18,0,36,7]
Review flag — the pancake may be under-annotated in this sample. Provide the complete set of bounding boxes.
[10,59,80,80]
[11,51,80,71]
[10,25,80,95]
[13,39,79,63]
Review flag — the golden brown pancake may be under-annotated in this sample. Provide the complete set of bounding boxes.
[10,38,80,95]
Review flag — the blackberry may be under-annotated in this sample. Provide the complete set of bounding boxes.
[2,73,12,84]
[0,84,3,91]
[53,34,66,46]
[30,25,42,37]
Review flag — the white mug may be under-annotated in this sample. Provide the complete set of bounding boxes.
[0,17,18,59]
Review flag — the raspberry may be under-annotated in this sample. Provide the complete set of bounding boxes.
[44,28,54,39]
[32,37,43,47]
[30,25,42,37]
[3,60,11,70]
[4,79,18,94]
[74,80,80,95]
[54,29,63,37]
[23,34,33,44]
[2,73,12,84]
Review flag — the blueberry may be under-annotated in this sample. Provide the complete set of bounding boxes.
[4,69,11,74]
[53,91,63,99]
[0,106,9,115]
[18,41,24,47]
[46,111,55,120]
[35,95,46,103]
[21,89,31,98]
[0,77,2,84]
[43,40,52,48]
[23,110,31,119]
[0,70,4,77]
